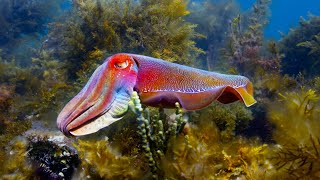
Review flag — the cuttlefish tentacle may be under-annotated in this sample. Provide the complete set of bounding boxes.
[57,53,256,136]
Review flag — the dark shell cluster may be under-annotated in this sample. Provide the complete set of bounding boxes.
[27,136,80,180]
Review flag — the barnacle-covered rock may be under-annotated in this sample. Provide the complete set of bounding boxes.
[27,136,80,180]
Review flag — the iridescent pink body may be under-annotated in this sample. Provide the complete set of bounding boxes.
[131,54,254,110]
[57,53,256,136]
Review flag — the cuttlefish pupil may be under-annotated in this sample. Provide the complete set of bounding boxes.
[57,53,256,136]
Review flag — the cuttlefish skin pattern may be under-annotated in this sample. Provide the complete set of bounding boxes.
[131,54,255,110]
[57,53,256,136]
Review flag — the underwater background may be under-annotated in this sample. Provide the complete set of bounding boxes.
[1,0,320,179]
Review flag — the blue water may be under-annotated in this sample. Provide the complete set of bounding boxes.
[239,0,320,39]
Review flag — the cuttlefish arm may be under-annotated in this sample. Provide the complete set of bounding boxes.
[57,54,138,136]
[57,53,256,136]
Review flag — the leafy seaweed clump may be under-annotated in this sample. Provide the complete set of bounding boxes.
[0,79,32,176]
[270,88,320,143]
[127,91,269,179]
[0,51,70,123]
[0,51,69,176]
[74,139,143,179]
[0,141,34,180]
[162,120,274,179]
[280,15,320,77]
[222,0,281,78]
[269,87,320,179]
[194,101,253,141]
[187,0,240,70]
[48,0,203,81]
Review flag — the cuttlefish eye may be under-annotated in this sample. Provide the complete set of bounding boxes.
[114,60,128,69]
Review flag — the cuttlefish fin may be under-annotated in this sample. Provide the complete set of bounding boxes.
[217,86,256,107]
[70,90,131,136]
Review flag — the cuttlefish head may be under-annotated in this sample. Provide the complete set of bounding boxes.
[57,54,138,136]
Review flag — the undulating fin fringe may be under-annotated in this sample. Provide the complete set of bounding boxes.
[217,86,256,107]
[234,87,257,107]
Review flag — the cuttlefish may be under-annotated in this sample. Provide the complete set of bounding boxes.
[57,53,256,136]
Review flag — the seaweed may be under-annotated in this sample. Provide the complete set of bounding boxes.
[0,0,66,65]
[0,49,70,177]
[194,101,253,141]
[297,33,320,56]
[221,0,281,78]
[161,118,274,179]
[0,69,32,175]
[217,0,287,143]
[2,0,320,179]
[272,136,320,178]
[0,50,70,123]
[280,15,320,77]
[131,91,187,178]
[74,139,143,179]
[187,0,240,70]
[48,0,203,80]
[126,91,268,179]
[0,141,34,180]
[269,87,320,178]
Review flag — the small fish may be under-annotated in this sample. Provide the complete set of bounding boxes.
[57,53,256,136]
